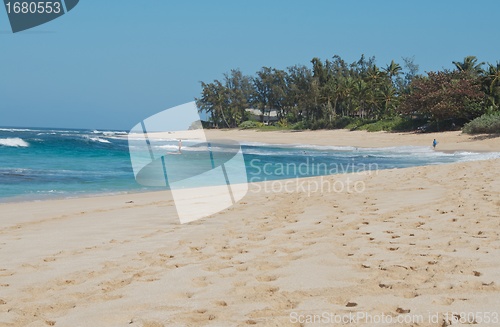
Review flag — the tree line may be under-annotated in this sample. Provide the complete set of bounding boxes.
[196,54,500,131]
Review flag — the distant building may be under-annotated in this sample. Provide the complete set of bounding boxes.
[245,108,279,125]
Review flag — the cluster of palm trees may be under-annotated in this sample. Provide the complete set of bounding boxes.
[196,55,499,130]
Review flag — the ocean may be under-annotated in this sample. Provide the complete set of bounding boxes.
[1,127,499,202]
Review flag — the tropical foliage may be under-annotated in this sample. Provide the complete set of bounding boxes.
[398,71,486,122]
[196,55,500,133]
[463,112,500,134]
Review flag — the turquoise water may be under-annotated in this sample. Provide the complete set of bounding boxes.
[0,127,143,201]
[1,127,499,202]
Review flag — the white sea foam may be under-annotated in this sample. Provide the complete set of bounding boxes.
[36,132,57,136]
[155,144,180,151]
[0,128,38,132]
[457,152,500,162]
[105,131,127,136]
[240,142,500,163]
[92,130,127,136]
[0,138,29,147]
[292,144,358,152]
[89,137,111,144]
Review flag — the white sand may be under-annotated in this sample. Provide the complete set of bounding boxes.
[143,129,500,152]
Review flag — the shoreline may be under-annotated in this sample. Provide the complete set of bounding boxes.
[133,129,500,152]
[2,130,500,205]
[1,154,497,207]
[205,129,500,152]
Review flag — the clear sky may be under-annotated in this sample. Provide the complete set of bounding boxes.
[1,0,499,130]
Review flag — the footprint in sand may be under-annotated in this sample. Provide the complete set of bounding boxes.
[256,275,278,282]
[192,276,210,288]
[403,291,419,298]
[43,257,56,262]
[247,234,266,241]
[255,285,280,294]
[437,297,455,305]
[203,262,232,272]
[179,291,194,299]
[280,247,301,254]
[233,281,247,287]
[0,270,14,277]
[396,308,411,314]
[255,262,281,271]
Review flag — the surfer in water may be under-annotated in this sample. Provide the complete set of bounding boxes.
[166,139,182,155]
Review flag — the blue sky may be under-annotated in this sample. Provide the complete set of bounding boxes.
[1,0,499,130]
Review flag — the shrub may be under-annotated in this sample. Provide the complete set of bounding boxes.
[351,117,435,132]
[310,119,329,130]
[359,120,394,132]
[238,121,264,129]
[330,117,359,129]
[357,117,405,132]
[291,121,307,130]
[462,112,500,134]
[346,118,372,131]
[277,118,288,128]
[392,117,428,132]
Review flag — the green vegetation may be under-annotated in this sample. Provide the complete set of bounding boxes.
[356,117,403,132]
[462,112,500,134]
[196,54,500,133]
[238,121,264,129]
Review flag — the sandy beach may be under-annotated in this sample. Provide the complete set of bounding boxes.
[1,130,500,327]
[143,129,500,152]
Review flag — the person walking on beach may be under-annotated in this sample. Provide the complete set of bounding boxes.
[432,139,437,149]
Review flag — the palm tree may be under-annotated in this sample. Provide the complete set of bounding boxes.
[337,76,355,116]
[383,60,402,79]
[452,56,485,75]
[353,79,371,118]
[378,84,398,117]
[486,62,500,91]
[196,80,230,128]
[484,61,500,108]
[366,64,383,84]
